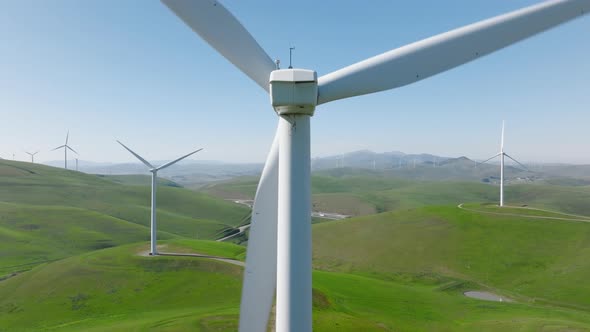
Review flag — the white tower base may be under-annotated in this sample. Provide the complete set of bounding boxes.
[277,115,312,332]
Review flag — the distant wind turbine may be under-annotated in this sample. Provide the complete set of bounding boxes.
[116,140,203,255]
[25,151,39,163]
[478,121,528,207]
[52,131,78,169]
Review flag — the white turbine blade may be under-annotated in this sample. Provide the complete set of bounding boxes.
[116,140,154,169]
[65,131,69,145]
[239,127,279,332]
[317,0,590,104]
[161,0,276,92]
[477,153,502,166]
[51,145,66,151]
[504,153,529,171]
[156,148,203,171]
[66,146,79,155]
[501,121,505,151]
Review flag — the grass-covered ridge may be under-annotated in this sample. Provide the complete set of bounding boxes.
[3,160,590,330]
[206,171,590,217]
[313,204,590,309]
[0,242,244,331]
[3,240,590,331]
[0,161,249,273]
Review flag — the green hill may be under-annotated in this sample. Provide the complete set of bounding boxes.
[3,239,590,331]
[313,204,590,310]
[3,160,590,330]
[0,241,244,331]
[98,174,181,187]
[0,161,248,273]
[205,172,590,217]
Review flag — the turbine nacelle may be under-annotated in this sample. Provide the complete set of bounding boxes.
[270,69,317,116]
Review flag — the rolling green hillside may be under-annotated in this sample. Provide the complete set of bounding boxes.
[0,242,244,331]
[313,204,590,310]
[98,174,181,187]
[205,171,590,217]
[0,161,248,227]
[3,160,590,330]
[0,161,248,273]
[3,239,590,331]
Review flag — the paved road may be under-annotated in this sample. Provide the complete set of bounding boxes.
[137,246,244,267]
[464,291,511,302]
[229,199,350,220]
[158,252,245,267]
[218,199,350,243]
[457,203,590,223]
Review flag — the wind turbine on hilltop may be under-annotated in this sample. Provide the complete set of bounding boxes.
[116,140,202,255]
[25,151,39,163]
[161,1,589,331]
[52,131,78,169]
[478,121,528,207]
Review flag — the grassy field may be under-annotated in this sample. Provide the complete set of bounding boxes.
[313,204,590,310]
[0,242,244,331]
[98,174,181,187]
[205,171,590,217]
[0,161,248,273]
[2,239,590,331]
[3,160,590,330]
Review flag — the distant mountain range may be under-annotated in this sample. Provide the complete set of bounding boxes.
[42,150,590,188]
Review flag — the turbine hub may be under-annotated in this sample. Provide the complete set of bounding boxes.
[269,69,317,116]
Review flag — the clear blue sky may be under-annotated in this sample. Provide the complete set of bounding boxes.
[1,0,589,164]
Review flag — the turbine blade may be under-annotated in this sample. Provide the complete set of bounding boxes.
[161,0,276,92]
[116,140,154,169]
[65,131,69,145]
[156,147,203,171]
[504,153,529,171]
[239,126,279,332]
[51,145,66,151]
[501,121,505,151]
[317,0,590,104]
[66,145,79,155]
[477,153,501,166]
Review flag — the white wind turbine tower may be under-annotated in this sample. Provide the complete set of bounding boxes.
[25,151,39,163]
[478,121,528,207]
[52,131,78,169]
[161,1,589,331]
[117,140,202,255]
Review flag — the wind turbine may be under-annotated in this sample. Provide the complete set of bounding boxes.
[52,131,78,169]
[478,121,528,207]
[25,151,39,163]
[161,1,589,331]
[116,140,202,255]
